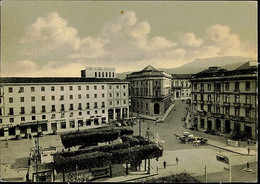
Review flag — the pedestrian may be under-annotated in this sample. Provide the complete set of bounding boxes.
[247,139,250,145]
[163,161,166,169]
[5,138,8,148]
[247,147,250,155]
[176,157,179,165]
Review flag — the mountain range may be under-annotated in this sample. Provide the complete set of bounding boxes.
[116,56,255,79]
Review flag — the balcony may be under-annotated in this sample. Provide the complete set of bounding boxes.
[230,115,244,121]
[69,108,74,111]
[243,103,252,108]
[232,102,241,107]
[30,111,36,114]
[222,102,230,106]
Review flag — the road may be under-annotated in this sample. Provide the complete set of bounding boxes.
[0,100,257,182]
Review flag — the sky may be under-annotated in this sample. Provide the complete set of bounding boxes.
[1,0,257,77]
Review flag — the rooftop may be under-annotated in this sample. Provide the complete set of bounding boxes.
[0,77,128,84]
[171,74,193,79]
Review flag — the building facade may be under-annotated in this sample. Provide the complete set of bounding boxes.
[171,74,192,99]
[0,76,129,140]
[126,65,172,119]
[81,67,116,78]
[190,62,258,140]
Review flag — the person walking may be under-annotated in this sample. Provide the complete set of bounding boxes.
[247,147,250,155]
[176,157,179,165]
[163,161,166,169]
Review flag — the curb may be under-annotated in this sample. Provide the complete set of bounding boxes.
[207,143,256,156]
[124,173,159,182]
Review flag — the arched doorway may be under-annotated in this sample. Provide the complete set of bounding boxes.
[176,91,179,98]
[216,119,221,131]
[154,103,160,114]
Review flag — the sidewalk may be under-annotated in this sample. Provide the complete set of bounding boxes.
[207,139,257,156]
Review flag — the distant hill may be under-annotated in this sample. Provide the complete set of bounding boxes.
[116,56,255,79]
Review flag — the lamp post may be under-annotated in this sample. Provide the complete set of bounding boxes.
[145,123,154,174]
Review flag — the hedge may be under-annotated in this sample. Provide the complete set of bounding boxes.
[54,144,163,172]
[61,128,134,148]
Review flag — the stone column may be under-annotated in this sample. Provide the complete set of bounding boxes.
[120,108,123,119]
[220,119,225,133]
[204,116,208,130]
[197,115,201,128]
[127,108,129,118]
[15,126,21,136]
[4,127,9,138]
[113,108,116,120]
[212,118,216,131]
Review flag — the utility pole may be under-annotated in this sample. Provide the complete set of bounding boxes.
[35,120,39,182]
[147,123,150,174]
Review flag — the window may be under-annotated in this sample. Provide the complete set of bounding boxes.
[102,110,105,113]
[95,110,98,114]
[60,95,64,101]
[225,95,229,102]
[94,86,97,90]
[31,87,35,92]
[245,109,250,117]
[117,101,120,105]
[225,107,230,114]
[94,102,98,108]
[194,94,197,101]
[200,84,204,90]
[124,100,126,104]
[216,105,220,114]
[51,114,56,119]
[70,104,73,110]
[78,103,82,110]
[235,95,239,103]
[102,93,105,98]
[86,86,89,90]
[9,97,13,103]
[225,83,229,91]
[78,86,81,90]
[41,87,45,91]
[235,82,239,91]
[9,87,13,93]
[20,97,24,102]
[10,118,14,123]
[51,96,55,101]
[109,72,111,77]
[9,108,14,115]
[94,94,97,98]
[60,122,66,129]
[31,96,35,102]
[194,84,197,90]
[95,72,97,77]
[78,94,81,99]
[235,107,240,116]
[200,104,203,111]
[102,72,104,77]
[70,95,73,100]
[117,85,119,89]
[123,85,126,89]
[20,107,25,114]
[102,85,105,90]
[109,85,112,89]
[20,117,25,121]
[87,111,90,115]
[86,119,91,125]
[60,86,64,91]
[31,106,36,113]
[42,96,45,101]
[123,93,126,96]
[42,115,46,119]
[102,102,105,108]
[86,94,89,99]
[69,86,73,91]
[216,94,220,102]
[109,93,112,98]
[19,87,24,93]
[245,96,251,104]
[51,86,55,91]
[51,105,55,112]
[42,106,46,112]
[208,105,211,113]
[61,104,65,111]
[208,95,211,101]
[0,119,2,124]
[201,94,204,101]
[70,121,75,128]
[246,82,250,91]
[32,116,36,121]
[79,111,82,116]
[86,103,90,109]
[110,101,113,105]
[117,93,119,97]
[70,112,73,117]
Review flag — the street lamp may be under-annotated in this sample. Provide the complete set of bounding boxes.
[145,123,154,174]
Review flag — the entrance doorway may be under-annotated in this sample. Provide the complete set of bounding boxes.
[244,126,252,139]
[207,120,212,130]
[216,119,221,131]
[51,123,57,131]
[176,91,179,98]
[154,103,160,114]
[225,120,231,133]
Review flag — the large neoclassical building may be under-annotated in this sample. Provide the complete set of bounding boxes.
[190,61,257,140]
[0,68,129,140]
[126,65,172,119]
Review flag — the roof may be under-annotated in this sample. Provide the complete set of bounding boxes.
[141,65,158,72]
[128,65,165,76]
[0,77,128,84]
[171,74,193,79]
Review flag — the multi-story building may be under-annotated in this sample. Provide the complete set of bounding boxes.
[171,74,192,99]
[0,70,129,140]
[126,65,172,119]
[81,67,116,78]
[190,61,257,140]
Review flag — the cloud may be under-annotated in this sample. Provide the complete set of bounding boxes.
[12,11,256,76]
